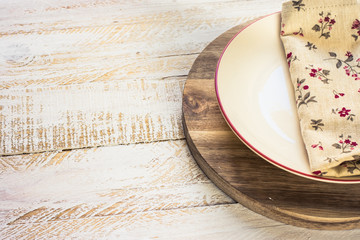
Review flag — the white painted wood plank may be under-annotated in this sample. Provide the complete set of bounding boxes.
[0,78,185,154]
[2,204,360,240]
[0,140,233,225]
[0,42,196,88]
[4,183,233,225]
[0,1,285,89]
[0,1,285,34]
[0,0,285,154]
[0,140,208,201]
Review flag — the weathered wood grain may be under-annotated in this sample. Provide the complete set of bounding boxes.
[0,0,282,154]
[0,79,185,154]
[3,204,360,240]
[0,1,282,34]
[0,140,233,222]
[0,140,236,238]
[0,1,282,89]
[5,0,355,239]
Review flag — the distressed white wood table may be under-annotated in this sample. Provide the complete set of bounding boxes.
[1,0,360,239]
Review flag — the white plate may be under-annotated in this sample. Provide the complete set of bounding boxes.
[215,12,360,183]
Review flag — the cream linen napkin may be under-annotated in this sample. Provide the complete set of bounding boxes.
[281,0,360,177]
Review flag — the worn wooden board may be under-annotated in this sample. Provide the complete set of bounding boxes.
[5,203,360,240]
[0,79,185,154]
[3,140,360,238]
[0,140,234,237]
[0,0,284,155]
[7,0,360,238]
[182,19,360,230]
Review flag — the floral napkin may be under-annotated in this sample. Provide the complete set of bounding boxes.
[281,0,360,177]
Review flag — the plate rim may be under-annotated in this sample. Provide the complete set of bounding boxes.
[214,12,360,183]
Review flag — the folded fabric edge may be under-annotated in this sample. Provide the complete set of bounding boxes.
[282,0,357,14]
[280,0,360,178]
[313,154,360,177]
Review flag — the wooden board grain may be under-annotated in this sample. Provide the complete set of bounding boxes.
[0,140,235,237]
[5,203,360,240]
[182,19,360,230]
[11,0,360,238]
[0,79,185,154]
[0,0,283,155]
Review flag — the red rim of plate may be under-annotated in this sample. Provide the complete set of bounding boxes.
[214,12,360,183]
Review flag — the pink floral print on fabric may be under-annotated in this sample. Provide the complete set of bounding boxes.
[312,12,336,39]
[326,52,360,81]
[295,78,317,108]
[351,19,360,41]
[305,65,331,84]
[280,1,360,177]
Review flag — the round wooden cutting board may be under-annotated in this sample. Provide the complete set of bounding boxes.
[182,18,360,230]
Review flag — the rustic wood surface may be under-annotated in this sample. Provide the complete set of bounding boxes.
[1,0,360,239]
[182,18,360,230]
